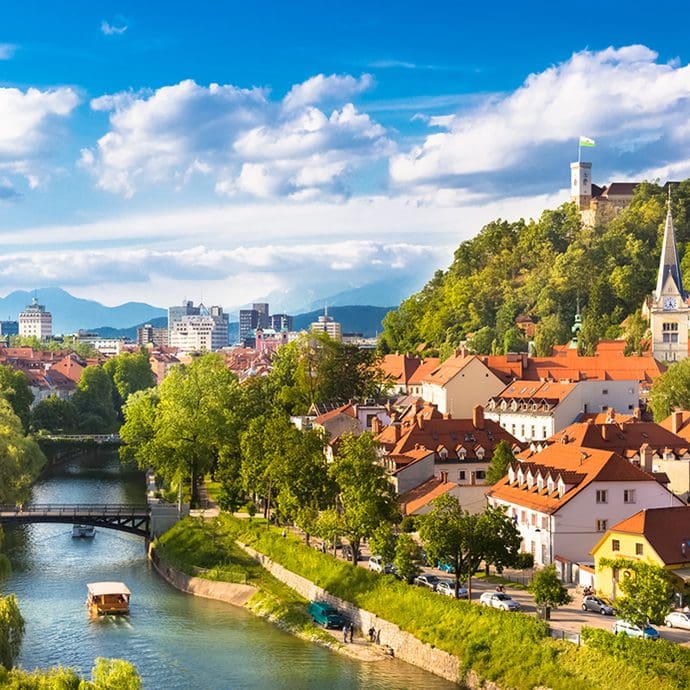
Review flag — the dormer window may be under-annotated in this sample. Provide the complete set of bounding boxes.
[438,447,448,460]
[526,470,534,489]
[536,474,544,491]
[457,447,467,460]
[511,401,518,411]
[488,400,496,410]
[517,468,525,485]
[557,478,566,498]
[476,446,485,460]
[547,477,555,494]
[501,400,508,410]
[532,403,539,411]
[508,467,516,483]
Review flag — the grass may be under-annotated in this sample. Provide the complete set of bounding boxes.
[158,516,690,690]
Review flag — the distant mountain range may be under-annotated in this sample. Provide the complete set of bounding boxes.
[0,288,166,335]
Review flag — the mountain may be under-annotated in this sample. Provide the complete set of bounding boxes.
[0,288,166,335]
[91,316,169,341]
[293,306,393,337]
[300,280,425,313]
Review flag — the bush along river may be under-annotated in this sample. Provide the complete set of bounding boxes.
[3,451,457,689]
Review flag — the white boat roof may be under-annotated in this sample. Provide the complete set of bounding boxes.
[87,581,131,596]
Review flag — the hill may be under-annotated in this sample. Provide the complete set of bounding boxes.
[380,181,690,358]
[0,287,166,335]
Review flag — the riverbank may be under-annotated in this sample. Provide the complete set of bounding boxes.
[155,514,690,690]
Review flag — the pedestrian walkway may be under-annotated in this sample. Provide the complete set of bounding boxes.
[189,479,220,519]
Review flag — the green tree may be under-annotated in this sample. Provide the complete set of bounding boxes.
[482,504,523,576]
[485,440,514,485]
[72,366,118,433]
[533,313,570,356]
[0,594,24,669]
[30,395,79,434]
[369,523,397,564]
[393,533,422,583]
[0,365,33,432]
[600,557,674,626]
[648,359,690,421]
[329,433,399,563]
[86,657,142,690]
[103,349,155,416]
[465,327,495,355]
[528,564,572,611]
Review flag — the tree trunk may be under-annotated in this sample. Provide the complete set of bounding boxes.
[351,537,361,564]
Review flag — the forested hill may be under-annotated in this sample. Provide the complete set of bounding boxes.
[379,181,690,359]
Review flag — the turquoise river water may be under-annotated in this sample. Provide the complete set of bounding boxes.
[3,453,458,689]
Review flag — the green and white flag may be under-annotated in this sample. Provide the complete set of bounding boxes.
[579,136,596,147]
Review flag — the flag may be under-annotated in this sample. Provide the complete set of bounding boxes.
[579,136,596,147]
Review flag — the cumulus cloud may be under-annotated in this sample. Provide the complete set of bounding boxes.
[0,85,79,195]
[390,45,690,196]
[101,20,128,35]
[0,44,16,60]
[81,75,388,199]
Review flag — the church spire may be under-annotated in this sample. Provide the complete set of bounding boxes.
[655,187,684,299]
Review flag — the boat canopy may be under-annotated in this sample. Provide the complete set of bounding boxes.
[87,582,131,597]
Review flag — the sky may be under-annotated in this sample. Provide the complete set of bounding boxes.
[3,1,690,312]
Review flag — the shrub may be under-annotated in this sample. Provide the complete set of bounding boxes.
[400,515,417,533]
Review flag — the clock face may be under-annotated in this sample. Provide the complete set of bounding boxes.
[664,296,679,310]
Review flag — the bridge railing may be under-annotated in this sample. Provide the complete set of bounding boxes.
[0,504,149,515]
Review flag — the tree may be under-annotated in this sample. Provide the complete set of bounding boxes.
[600,557,674,626]
[528,564,572,612]
[72,366,118,433]
[466,327,495,355]
[0,594,24,669]
[485,440,514,485]
[0,366,33,432]
[369,523,397,564]
[103,349,155,417]
[648,359,690,421]
[30,395,78,434]
[329,433,399,563]
[420,495,522,599]
[87,657,142,690]
[393,533,422,583]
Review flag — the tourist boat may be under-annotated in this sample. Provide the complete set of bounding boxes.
[72,524,96,538]
[86,582,131,615]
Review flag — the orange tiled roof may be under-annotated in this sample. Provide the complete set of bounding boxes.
[608,506,690,566]
[421,354,478,386]
[313,403,357,425]
[400,477,457,514]
[493,380,577,404]
[408,357,441,385]
[660,411,690,442]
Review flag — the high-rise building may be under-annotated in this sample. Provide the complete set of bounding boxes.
[19,298,52,340]
[239,309,260,341]
[253,303,270,329]
[169,303,229,352]
[310,308,342,341]
[137,323,169,347]
[168,300,201,331]
[269,313,293,332]
[0,320,18,337]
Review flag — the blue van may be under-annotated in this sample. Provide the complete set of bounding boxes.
[307,600,345,629]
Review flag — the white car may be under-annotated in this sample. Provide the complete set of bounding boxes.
[436,579,469,598]
[665,611,690,630]
[368,555,392,573]
[480,591,521,611]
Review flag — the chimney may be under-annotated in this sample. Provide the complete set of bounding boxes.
[640,443,653,473]
[417,412,425,430]
[601,424,609,441]
[455,345,468,358]
[521,352,528,369]
[393,424,401,441]
[473,404,485,430]
[560,433,569,445]
[673,410,683,435]
[440,470,448,484]
[371,416,381,435]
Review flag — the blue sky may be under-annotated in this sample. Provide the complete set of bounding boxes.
[2,1,690,312]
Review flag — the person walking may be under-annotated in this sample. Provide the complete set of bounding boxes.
[342,624,348,643]
[349,623,354,643]
[368,626,375,642]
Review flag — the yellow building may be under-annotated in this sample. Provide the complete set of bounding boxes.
[591,506,690,599]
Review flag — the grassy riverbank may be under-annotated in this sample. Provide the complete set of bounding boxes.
[158,515,690,690]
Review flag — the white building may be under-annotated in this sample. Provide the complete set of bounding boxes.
[485,379,639,443]
[310,308,342,341]
[487,443,683,580]
[168,304,229,352]
[18,298,52,340]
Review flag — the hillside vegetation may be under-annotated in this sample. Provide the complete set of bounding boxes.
[380,181,690,358]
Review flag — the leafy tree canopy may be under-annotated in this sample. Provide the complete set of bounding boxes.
[30,395,79,434]
[485,440,514,486]
[648,358,690,421]
[0,365,33,432]
[72,366,118,433]
[103,348,155,416]
[528,564,572,609]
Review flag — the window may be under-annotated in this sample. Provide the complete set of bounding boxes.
[458,471,466,481]
[596,490,608,504]
[611,539,620,552]
[663,322,679,343]
[531,513,537,526]
[520,424,525,438]
[541,544,548,564]
[596,519,608,532]
[542,426,547,439]
[476,470,486,480]
[511,424,516,435]
[624,489,636,504]
[530,425,535,439]
[602,389,608,395]
[635,542,644,556]
[520,511,527,524]
[542,516,549,530]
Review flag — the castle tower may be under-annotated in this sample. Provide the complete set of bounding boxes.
[650,191,689,362]
[570,161,592,210]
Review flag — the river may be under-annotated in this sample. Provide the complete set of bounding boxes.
[3,452,458,689]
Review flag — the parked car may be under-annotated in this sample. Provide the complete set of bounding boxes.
[436,579,469,598]
[480,592,521,611]
[612,619,660,640]
[341,544,361,561]
[413,574,442,591]
[307,601,346,629]
[368,555,393,574]
[581,595,615,615]
[437,560,455,573]
[664,611,690,630]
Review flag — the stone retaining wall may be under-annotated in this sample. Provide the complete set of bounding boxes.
[239,543,467,686]
[150,546,257,607]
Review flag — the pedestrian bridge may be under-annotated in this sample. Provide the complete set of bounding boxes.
[0,503,150,537]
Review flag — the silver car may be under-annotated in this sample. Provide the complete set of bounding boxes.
[480,591,521,611]
[665,611,690,630]
[436,579,469,598]
[581,595,615,615]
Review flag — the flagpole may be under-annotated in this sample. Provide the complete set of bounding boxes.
[578,139,581,163]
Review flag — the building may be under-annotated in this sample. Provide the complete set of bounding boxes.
[592,507,690,600]
[168,300,200,331]
[18,298,52,340]
[169,304,229,352]
[485,379,639,443]
[380,355,440,396]
[269,313,293,332]
[310,308,342,341]
[239,309,260,341]
[648,194,689,363]
[420,352,505,419]
[253,303,270,329]
[137,323,169,347]
[487,443,683,579]
[0,320,18,337]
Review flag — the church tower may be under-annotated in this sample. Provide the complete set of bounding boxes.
[570,161,592,210]
[650,191,689,362]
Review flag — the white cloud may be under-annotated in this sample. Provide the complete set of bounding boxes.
[0,44,16,60]
[0,85,79,195]
[282,73,373,111]
[81,76,389,199]
[101,20,128,36]
[390,45,690,194]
